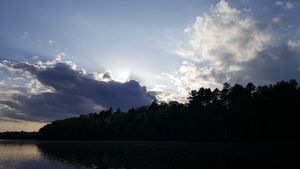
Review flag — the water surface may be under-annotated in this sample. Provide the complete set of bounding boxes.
[0,140,299,169]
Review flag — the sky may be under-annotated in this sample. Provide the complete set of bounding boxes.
[0,0,300,131]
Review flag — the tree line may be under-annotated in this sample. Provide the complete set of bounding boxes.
[36,80,300,142]
[0,131,37,139]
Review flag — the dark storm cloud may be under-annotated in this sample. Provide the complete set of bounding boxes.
[6,93,101,122]
[35,63,154,109]
[0,60,154,122]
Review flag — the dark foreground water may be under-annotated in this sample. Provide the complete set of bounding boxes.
[0,140,299,169]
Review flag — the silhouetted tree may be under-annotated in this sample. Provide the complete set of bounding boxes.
[38,80,300,142]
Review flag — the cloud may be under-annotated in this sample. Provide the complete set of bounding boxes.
[272,15,284,25]
[275,1,295,11]
[229,42,300,84]
[0,58,154,122]
[170,0,271,97]
[181,0,271,64]
[158,62,226,102]
[164,0,300,101]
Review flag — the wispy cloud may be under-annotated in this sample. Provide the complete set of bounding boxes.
[275,1,295,11]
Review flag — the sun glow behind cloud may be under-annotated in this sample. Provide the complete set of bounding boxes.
[0,56,154,131]
[0,0,300,131]
[115,69,131,82]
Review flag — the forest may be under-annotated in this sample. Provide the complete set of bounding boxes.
[35,80,300,142]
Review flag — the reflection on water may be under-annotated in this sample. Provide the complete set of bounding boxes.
[0,140,88,169]
[0,140,299,169]
[0,141,41,169]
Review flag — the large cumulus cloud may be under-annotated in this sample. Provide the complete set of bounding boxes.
[0,58,154,122]
[177,0,271,64]
[164,0,300,101]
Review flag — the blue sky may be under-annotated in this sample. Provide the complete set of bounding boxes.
[0,0,300,131]
[0,0,205,72]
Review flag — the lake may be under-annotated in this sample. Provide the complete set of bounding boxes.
[0,140,299,169]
